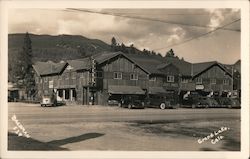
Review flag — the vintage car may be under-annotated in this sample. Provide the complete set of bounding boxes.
[144,94,175,109]
[214,97,241,108]
[182,94,213,108]
[41,95,56,107]
[121,95,145,109]
[40,93,65,107]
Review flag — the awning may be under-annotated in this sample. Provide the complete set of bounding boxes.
[108,85,145,95]
[148,87,167,94]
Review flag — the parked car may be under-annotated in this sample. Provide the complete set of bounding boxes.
[145,94,175,109]
[108,99,121,106]
[41,95,56,107]
[121,95,145,109]
[182,95,211,108]
[214,97,240,108]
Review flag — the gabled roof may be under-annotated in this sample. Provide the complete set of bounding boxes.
[164,57,192,76]
[94,52,150,74]
[93,51,122,64]
[192,61,232,78]
[67,58,91,71]
[32,61,67,76]
[127,54,192,76]
[127,54,164,75]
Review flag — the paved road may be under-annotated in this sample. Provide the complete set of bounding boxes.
[8,103,240,123]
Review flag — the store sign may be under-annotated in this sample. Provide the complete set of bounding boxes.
[49,80,54,88]
[196,84,204,90]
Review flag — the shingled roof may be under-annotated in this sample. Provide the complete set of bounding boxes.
[192,61,232,78]
[93,51,122,64]
[164,57,192,76]
[127,54,165,75]
[32,61,67,76]
[67,58,91,71]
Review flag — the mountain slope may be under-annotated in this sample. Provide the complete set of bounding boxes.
[8,33,111,62]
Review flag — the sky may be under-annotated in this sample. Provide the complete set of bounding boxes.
[8,8,241,64]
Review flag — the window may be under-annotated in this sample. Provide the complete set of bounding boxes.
[223,79,230,85]
[149,77,156,81]
[96,71,103,78]
[210,79,216,84]
[167,75,174,82]
[114,72,122,79]
[196,78,202,84]
[181,78,189,83]
[130,73,138,80]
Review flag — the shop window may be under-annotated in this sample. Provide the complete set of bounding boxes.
[65,89,70,100]
[58,90,63,98]
[73,89,76,99]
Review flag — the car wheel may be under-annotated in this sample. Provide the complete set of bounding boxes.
[160,103,166,110]
[128,104,132,109]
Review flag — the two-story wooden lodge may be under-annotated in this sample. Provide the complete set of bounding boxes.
[33,51,237,106]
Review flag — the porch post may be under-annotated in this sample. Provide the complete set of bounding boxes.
[63,90,65,100]
[70,89,73,101]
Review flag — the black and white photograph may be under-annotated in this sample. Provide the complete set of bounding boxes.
[0,1,249,159]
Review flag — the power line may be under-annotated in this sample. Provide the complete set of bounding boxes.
[153,19,241,51]
[67,8,240,32]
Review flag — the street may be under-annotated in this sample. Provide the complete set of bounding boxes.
[8,102,241,151]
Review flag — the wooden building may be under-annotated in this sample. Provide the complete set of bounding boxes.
[192,61,233,96]
[32,51,237,106]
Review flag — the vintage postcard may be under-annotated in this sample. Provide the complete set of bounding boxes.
[0,0,249,159]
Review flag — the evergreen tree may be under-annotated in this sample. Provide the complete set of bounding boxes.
[129,44,135,54]
[22,32,36,100]
[111,37,117,51]
[165,49,175,58]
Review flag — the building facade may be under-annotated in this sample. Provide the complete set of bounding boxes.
[33,51,238,106]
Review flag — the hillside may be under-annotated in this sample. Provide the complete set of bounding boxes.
[8,33,111,62]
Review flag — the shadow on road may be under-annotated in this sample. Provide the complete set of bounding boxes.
[8,132,68,150]
[47,133,105,146]
[8,132,105,150]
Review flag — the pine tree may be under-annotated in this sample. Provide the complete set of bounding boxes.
[111,37,117,51]
[22,32,36,100]
[165,49,175,58]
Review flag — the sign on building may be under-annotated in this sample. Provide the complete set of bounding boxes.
[49,80,54,88]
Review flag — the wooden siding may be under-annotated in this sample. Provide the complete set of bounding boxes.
[99,56,148,89]
[193,65,232,92]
